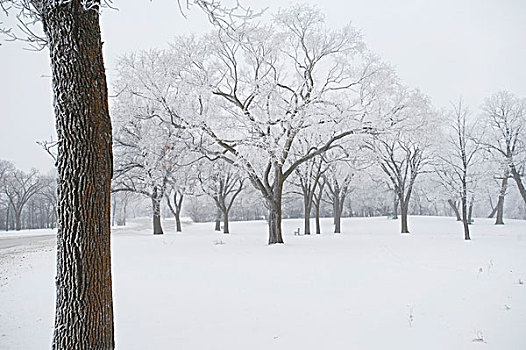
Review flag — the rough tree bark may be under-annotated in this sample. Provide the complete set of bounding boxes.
[42,1,115,348]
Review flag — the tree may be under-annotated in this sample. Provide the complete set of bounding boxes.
[197,160,244,234]
[112,114,181,235]
[1,0,116,346]
[166,164,199,232]
[34,173,58,229]
[0,160,15,231]
[481,91,526,221]
[111,191,131,227]
[139,5,386,244]
[437,101,482,240]
[289,136,329,235]
[365,89,436,233]
[312,174,326,234]
[324,160,354,234]
[1,0,255,347]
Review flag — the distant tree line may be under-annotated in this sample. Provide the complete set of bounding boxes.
[0,160,57,231]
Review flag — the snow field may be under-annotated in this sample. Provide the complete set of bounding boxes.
[1,216,525,349]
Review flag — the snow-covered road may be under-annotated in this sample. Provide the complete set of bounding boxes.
[0,235,55,250]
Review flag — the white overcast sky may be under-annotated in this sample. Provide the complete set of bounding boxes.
[1,0,525,172]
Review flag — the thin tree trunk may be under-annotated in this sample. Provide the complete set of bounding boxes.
[5,206,9,232]
[175,210,182,232]
[304,197,312,235]
[314,202,321,234]
[393,193,399,219]
[122,200,127,226]
[467,199,474,224]
[400,202,409,234]
[215,208,221,231]
[175,193,183,232]
[461,195,470,240]
[448,199,461,221]
[223,210,229,234]
[45,2,115,348]
[313,178,325,235]
[487,205,497,219]
[510,165,526,206]
[495,171,509,225]
[334,195,341,234]
[111,196,116,227]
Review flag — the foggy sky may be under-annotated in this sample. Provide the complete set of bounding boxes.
[1,0,525,172]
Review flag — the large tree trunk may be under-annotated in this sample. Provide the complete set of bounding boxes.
[152,197,163,235]
[495,173,508,225]
[15,209,22,231]
[510,165,526,206]
[267,182,284,244]
[268,203,283,244]
[44,2,115,348]
[448,199,461,221]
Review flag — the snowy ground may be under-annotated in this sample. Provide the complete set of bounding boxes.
[1,216,525,349]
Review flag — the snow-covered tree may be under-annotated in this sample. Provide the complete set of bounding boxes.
[112,107,184,235]
[156,5,389,244]
[197,159,244,234]
[1,1,261,347]
[480,91,526,221]
[166,161,201,233]
[365,88,437,233]
[3,168,42,231]
[436,101,483,240]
